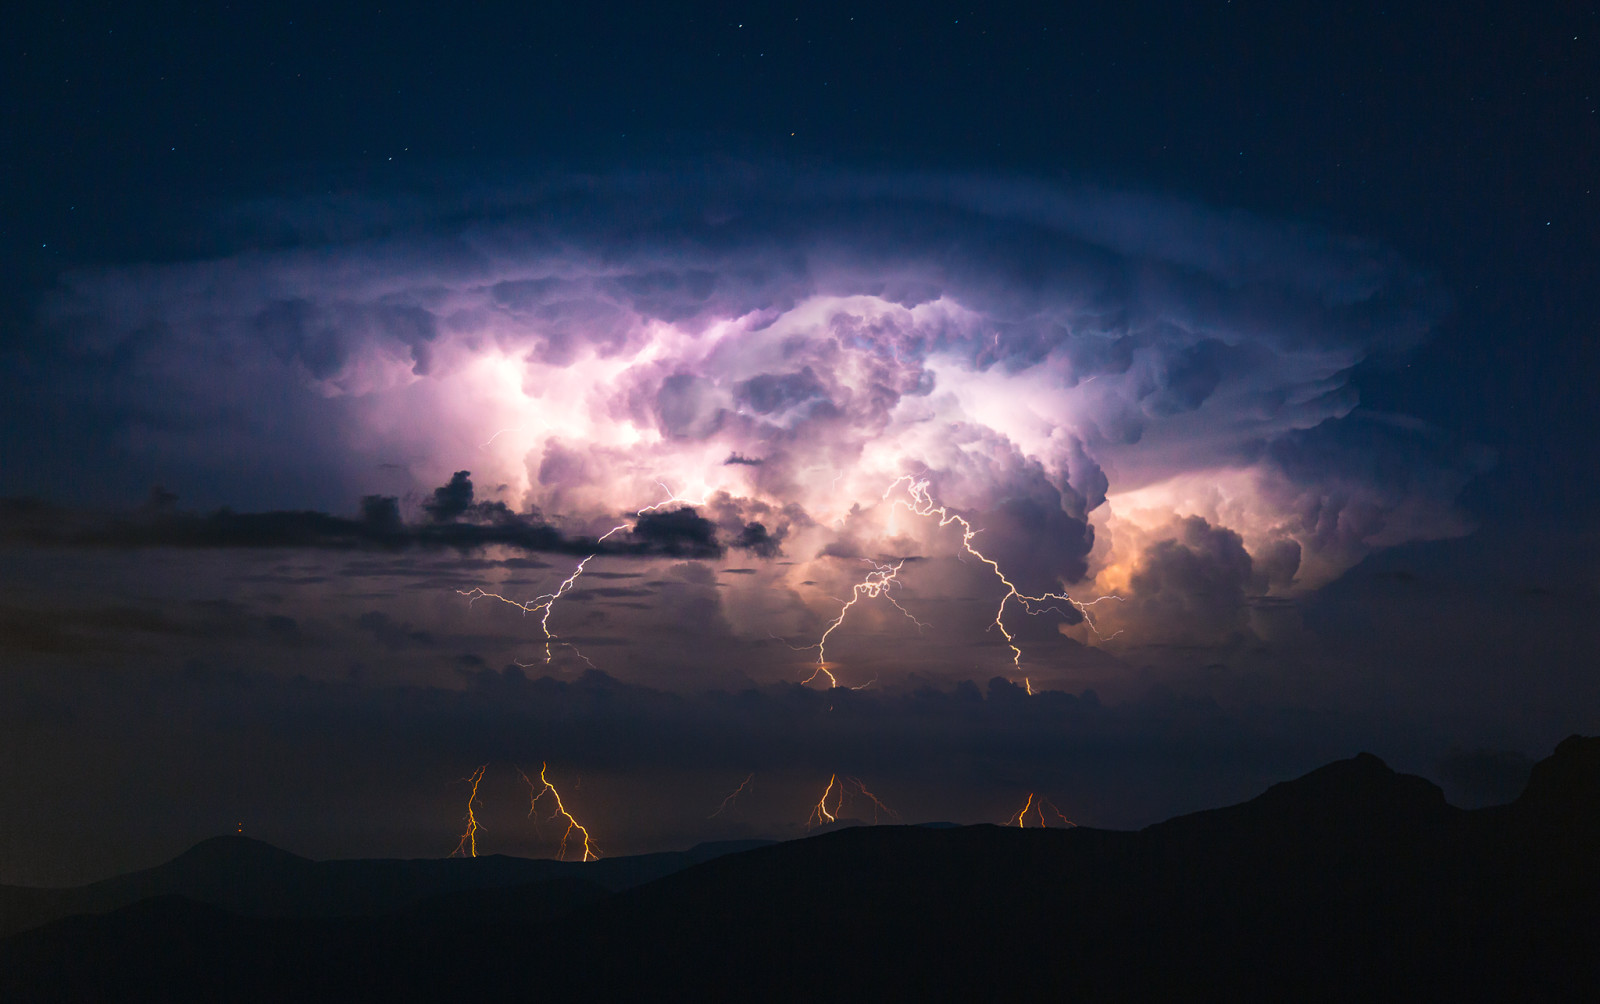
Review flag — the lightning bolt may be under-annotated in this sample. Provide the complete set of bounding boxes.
[887,476,1124,673]
[709,772,755,819]
[521,762,600,861]
[1040,798,1077,827]
[459,482,704,668]
[796,558,927,688]
[478,426,524,449]
[842,776,900,823]
[449,765,488,858]
[804,774,899,828]
[806,774,839,828]
[1004,793,1076,828]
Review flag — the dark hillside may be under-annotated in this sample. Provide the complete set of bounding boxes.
[3,739,1596,1002]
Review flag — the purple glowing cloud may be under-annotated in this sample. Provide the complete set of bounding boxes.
[36,167,1480,682]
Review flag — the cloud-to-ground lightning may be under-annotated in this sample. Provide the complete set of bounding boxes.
[888,476,1123,671]
[806,774,840,828]
[804,774,900,828]
[709,772,755,819]
[449,765,488,857]
[842,776,900,823]
[521,762,600,861]
[1004,793,1076,828]
[458,482,704,667]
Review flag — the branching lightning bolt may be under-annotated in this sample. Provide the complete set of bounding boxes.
[804,774,900,828]
[1040,798,1077,827]
[1004,793,1077,828]
[709,772,755,819]
[887,475,1124,673]
[449,765,488,858]
[796,559,927,688]
[842,776,900,823]
[521,762,600,861]
[458,482,704,668]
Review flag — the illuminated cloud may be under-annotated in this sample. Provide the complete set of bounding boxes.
[33,166,1479,677]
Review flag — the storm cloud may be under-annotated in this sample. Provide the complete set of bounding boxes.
[11,166,1480,678]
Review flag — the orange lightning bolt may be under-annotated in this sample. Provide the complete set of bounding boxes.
[521,762,600,861]
[842,776,900,823]
[887,475,1123,673]
[709,772,755,818]
[805,774,899,827]
[806,774,840,828]
[1039,797,1077,827]
[449,765,488,857]
[1004,793,1077,828]
[459,482,705,667]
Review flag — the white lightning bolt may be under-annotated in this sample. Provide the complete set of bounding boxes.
[458,482,706,667]
[886,475,1123,672]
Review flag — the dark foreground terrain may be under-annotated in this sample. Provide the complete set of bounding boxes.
[3,736,1596,1002]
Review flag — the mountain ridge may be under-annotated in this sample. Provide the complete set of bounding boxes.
[3,737,1595,1001]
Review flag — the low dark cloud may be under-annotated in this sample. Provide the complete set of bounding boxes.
[627,507,722,559]
[0,494,569,554]
[423,471,476,522]
[732,522,782,558]
[0,473,773,562]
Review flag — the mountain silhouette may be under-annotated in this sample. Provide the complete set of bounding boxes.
[0,835,772,937]
[2,738,1595,1002]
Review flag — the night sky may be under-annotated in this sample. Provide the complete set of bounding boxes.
[3,2,1597,884]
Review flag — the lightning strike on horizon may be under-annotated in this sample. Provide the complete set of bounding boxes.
[842,776,900,823]
[449,765,488,858]
[806,774,839,828]
[1004,793,1076,828]
[887,476,1124,672]
[521,762,600,862]
[804,774,899,827]
[1040,798,1077,827]
[458,482,704,668]
[709,772,756,819]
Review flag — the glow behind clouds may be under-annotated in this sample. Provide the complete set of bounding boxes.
[43,168,1477,680]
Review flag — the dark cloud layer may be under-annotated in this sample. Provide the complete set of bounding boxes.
[0,474,738,561]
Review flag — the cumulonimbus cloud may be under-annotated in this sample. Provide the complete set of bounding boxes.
[33,165,1484,665]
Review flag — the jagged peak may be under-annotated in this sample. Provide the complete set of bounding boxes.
[1514,734,1600,821]
[1253,751,1445,811]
